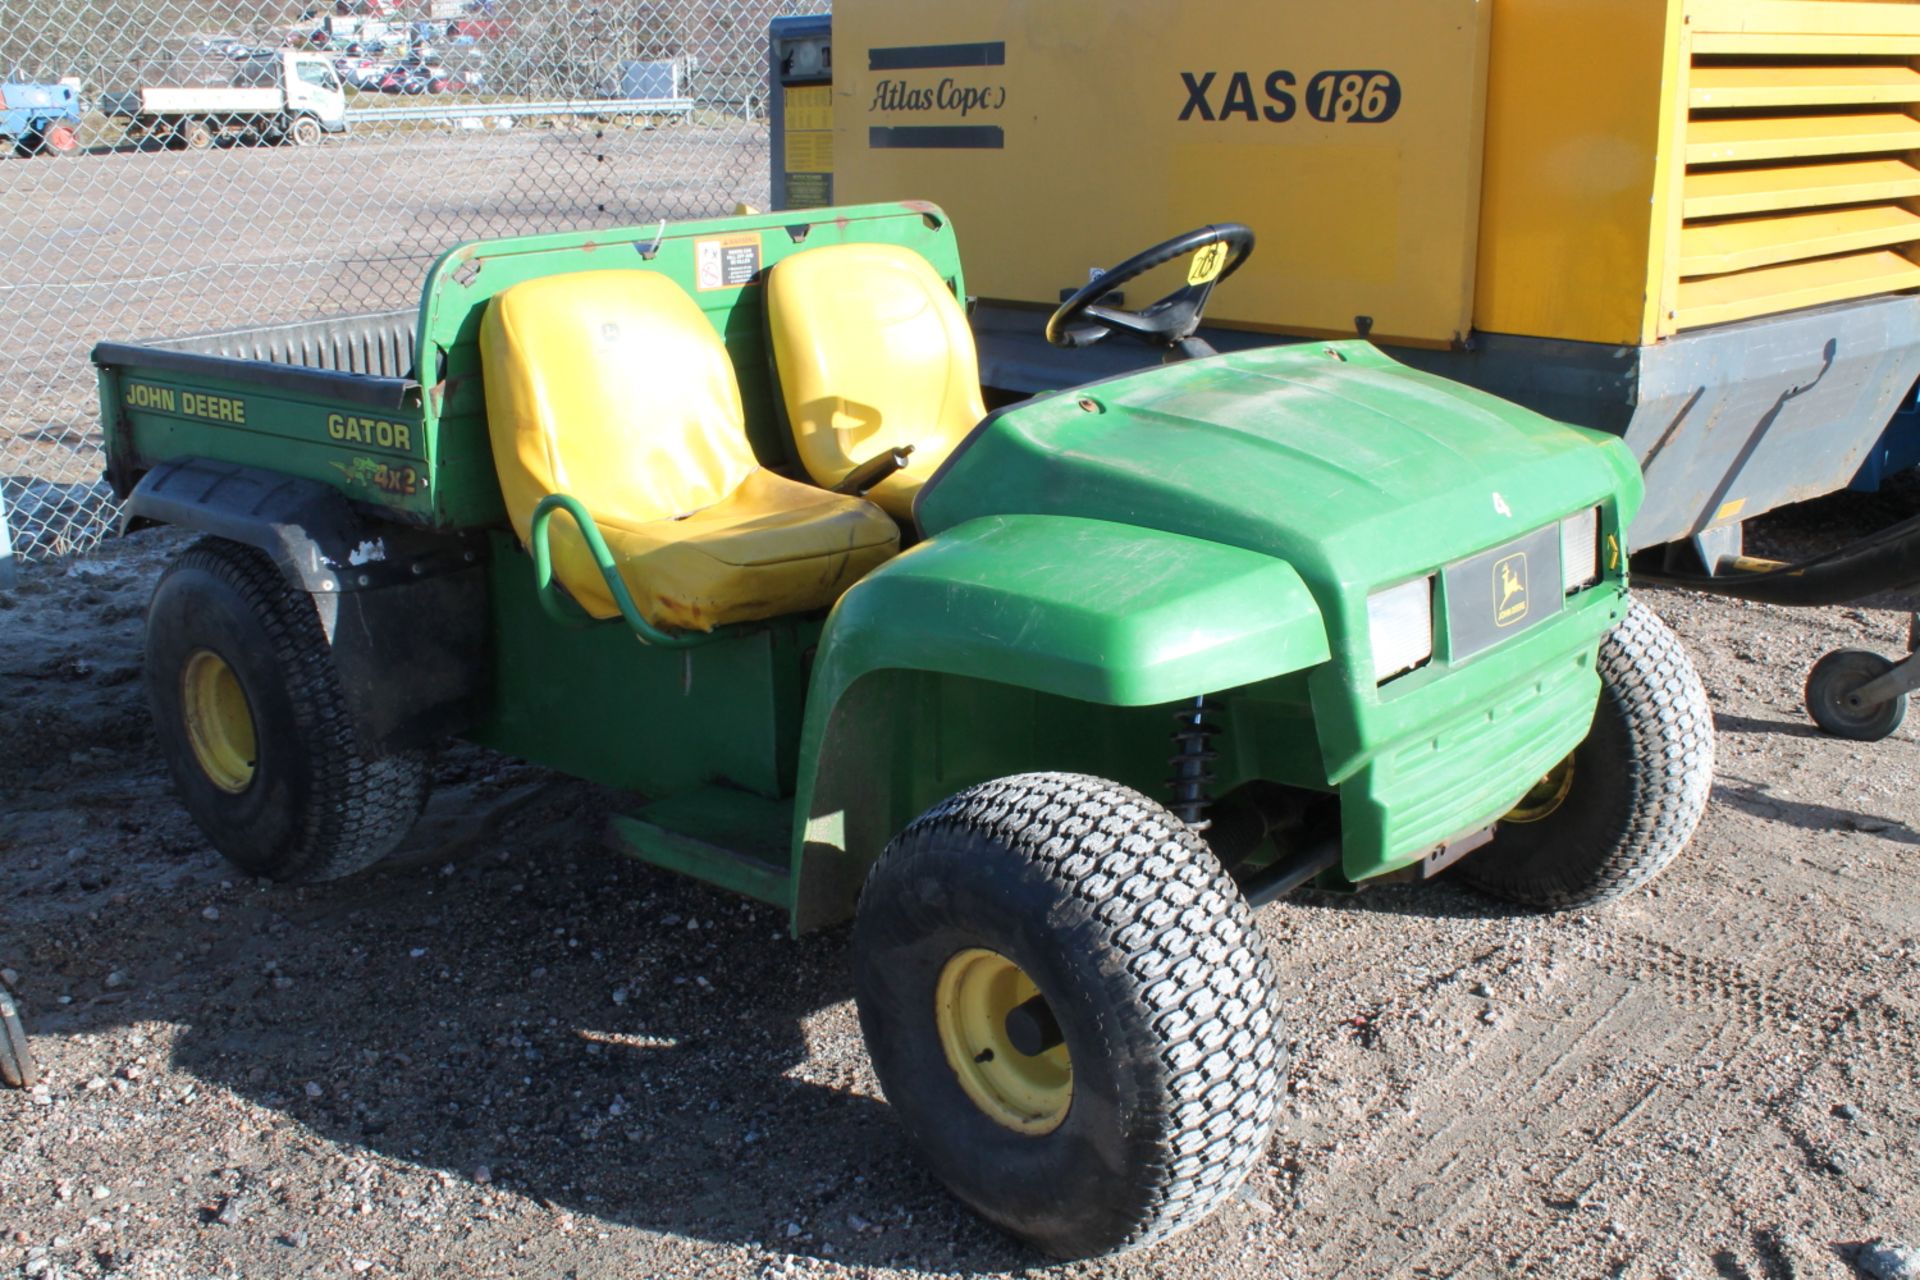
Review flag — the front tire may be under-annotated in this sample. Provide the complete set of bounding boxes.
[853,773,1282,1259]
[288,116,322,147]
[1462,599,1713,909]
[144,538,429,881]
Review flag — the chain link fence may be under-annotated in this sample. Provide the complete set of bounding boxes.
[2,0,821,561]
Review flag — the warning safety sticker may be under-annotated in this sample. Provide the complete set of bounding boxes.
[694,232,763,291]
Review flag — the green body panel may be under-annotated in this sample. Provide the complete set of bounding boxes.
[783,513,1334,930]
[98,368,431,522]
[900,339,1645,882]
[609,787,793,906]
[1334,587,1616,869]
[469,534,815,800]
[810,514,1331,707]
[788,668,1206,933]
[413,201,967,527]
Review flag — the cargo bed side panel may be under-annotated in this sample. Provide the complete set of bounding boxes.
[96,350,431,524]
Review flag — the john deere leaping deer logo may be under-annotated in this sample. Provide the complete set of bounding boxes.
[1494,552,1529,627]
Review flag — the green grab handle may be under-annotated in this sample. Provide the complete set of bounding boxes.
[528,492,709,649]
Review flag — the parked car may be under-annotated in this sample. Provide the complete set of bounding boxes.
[333,57,386,90]
[378,61,462,94]
[445,16,512,40]
[376,65,427,94]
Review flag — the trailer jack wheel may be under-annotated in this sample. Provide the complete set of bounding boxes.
[0,988,36,1090]
[1806,649,1909,741]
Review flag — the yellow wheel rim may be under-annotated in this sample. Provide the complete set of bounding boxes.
[181,649,257,794]
[933,948,1072,1134]
[1504,754,1575,824]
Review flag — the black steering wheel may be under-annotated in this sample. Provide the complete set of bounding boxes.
[1045,223,1255,353]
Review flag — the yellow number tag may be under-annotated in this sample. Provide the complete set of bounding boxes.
[1187,242,1228,286]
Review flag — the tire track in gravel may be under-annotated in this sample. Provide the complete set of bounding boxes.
[1280,951,1659,1277]
[1596,927,1920,1078]
[1381,987,1730,1276]
[1277,907,1896,1280]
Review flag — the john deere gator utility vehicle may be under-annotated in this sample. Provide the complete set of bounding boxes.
[93,203,1712,1258]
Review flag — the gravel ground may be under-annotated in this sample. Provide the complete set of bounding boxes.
[3,486,1919,1280]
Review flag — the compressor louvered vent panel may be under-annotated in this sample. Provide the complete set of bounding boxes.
[1674,5,1920,331]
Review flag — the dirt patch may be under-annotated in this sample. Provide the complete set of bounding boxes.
[1,501,1917,1280]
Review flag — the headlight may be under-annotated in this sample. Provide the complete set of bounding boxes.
[1368,576,1434,683]
[1560,507,1601,593]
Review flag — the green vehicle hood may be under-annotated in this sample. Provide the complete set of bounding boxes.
[917,339,1644,599]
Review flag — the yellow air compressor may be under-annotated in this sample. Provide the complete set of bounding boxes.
[770,0,1920,558]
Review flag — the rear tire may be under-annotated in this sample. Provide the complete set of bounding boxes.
[180,119,214,150]
[1462,599,1713,909]
[35,120,80,156]
[144,538,429,881]
[854,772,1282,1259]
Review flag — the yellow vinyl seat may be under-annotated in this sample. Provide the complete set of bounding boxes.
[480,269,899,633]
[767,242,988,521]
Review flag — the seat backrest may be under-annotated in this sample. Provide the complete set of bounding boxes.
[766,242,986,517]
[481,269,757,539]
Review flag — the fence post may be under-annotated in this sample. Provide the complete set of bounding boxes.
[0,485,15,589]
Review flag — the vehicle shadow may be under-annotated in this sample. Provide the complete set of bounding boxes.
[1713,711,1825,741]
[18,773,1036,1274]
[1273,769,1920,924]
[1711,776,1920,846]
[1279,877,1530,924]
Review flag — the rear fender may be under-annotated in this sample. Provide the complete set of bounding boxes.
[786,513,1331,932]
[125,456,487,747]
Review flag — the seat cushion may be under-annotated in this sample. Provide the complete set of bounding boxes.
[590,469,898,632]
[482,268,898,631]
[767,242,987,520]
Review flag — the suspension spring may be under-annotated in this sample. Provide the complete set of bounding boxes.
[1167,694,1220,831]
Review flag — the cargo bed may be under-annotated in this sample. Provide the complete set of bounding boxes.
[94,310,434,524]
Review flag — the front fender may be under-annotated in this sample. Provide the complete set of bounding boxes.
[786,513,1330,932]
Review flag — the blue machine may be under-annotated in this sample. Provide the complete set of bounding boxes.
[1,80,82,157]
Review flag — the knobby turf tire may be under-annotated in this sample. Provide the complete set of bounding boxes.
[853,772,1282,1259]
[145,537,429,882]
[1462,598,1713,909]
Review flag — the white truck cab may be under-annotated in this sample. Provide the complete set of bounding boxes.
[282,53,348,131]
